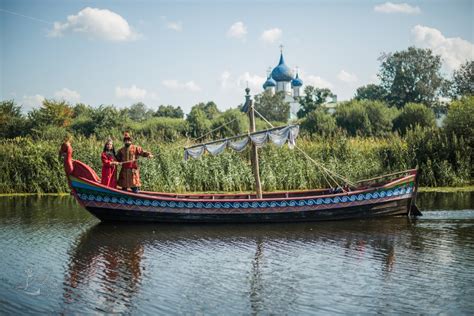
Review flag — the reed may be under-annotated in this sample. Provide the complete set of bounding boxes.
[0,131,470,194]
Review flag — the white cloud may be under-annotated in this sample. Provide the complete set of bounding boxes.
[305,75,333,89]
[337,70,358,83]
[22,94,45,111]
[374,2,421,14]
[220,71,231,88]
[115,85,148,100]
[54,88,80,103]
[166,21,182,31]
[237,72,266,91]
[261,28,282,44]
[227,21,247,40]
[162,80,201,92]
[49,7,139,41]
[412,25,474,72]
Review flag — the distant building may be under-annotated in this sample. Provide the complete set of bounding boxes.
[262,49,303,120]
[262,48,338,120]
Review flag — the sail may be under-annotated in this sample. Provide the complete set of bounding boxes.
[184,125,299,160]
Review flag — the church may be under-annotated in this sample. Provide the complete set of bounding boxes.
[262,49,303,120]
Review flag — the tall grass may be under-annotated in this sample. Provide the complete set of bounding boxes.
[0,131,471,194]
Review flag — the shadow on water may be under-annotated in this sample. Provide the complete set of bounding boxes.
[62,217,425,314]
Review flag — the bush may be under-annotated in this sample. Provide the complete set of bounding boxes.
[444,96,474,147]
[300,109,337,136]
[335,101,371,136]
[393,103,436,135]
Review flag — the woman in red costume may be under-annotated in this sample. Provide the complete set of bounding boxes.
[101,138,118,188]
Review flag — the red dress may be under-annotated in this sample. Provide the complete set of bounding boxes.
[101,152,118,188]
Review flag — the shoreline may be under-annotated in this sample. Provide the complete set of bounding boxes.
[1,186,472,197]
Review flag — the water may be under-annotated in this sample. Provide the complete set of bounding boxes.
[0,192,473,314]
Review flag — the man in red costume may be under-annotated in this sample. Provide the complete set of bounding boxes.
[116,132,153,193]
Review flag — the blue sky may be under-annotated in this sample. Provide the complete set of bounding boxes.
[1,0,473,113]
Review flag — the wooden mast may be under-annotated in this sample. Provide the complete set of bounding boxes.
[245,87,263,199]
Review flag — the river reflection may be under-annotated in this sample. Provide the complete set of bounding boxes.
[0,193,473,314]
[61,217,442,314]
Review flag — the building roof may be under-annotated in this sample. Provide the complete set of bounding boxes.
[263,75,277,89]
[291,72,303,87]
[271,53,294,82]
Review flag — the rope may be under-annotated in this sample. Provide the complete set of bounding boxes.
[189,117,240,143]
[253,107,356,189]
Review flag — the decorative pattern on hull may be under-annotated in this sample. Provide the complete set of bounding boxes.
[70,177,415,215]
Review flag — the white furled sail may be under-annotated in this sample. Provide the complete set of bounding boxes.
[184,125,299,160]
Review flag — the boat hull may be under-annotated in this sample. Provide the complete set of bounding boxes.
[69,171,418,223]
[85,198,411,223]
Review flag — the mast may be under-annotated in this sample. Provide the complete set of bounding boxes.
[245,87,263,199]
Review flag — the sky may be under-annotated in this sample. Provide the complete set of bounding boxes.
[0,0,473,113]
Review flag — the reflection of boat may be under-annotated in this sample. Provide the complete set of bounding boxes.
[61,89,421,223]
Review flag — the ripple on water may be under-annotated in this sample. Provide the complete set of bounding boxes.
[0,194,474,314]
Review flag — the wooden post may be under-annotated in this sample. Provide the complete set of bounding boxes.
[246,88,263,199]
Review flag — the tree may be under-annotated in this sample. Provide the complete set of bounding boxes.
[354,84,387,101]
[254,90,290,122]
[300,108,337,136]
[297,86,333,118]
[191,101,220,120]
[210,109,248,138]
[0,100,27,138]
[28,99,74,128]
[379,47,444,108]
[72,103,94,118]
[451,60,474,98]
[393,102,436,134]
[154,105,184,118]
[363,100,398,136]
[127,102,151,122]
[334,101,371,136]
[444,96,474,147]
[186,107,211,138]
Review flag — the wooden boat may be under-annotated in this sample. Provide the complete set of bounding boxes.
[61,89,421,223]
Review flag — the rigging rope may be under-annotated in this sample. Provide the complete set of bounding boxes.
[253,107,356,189]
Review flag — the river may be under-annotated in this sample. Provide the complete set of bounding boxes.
[0,192,473,314]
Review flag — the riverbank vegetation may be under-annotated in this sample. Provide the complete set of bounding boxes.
[0,47,472,193]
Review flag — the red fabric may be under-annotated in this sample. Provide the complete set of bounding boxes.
[101,152,117,188]
[59,142,74,174]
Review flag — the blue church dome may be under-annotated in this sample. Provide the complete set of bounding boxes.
[263,76,277,89]
[291,73,303,87]
[271,53,294,82]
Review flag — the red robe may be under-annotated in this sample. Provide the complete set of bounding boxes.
[116,145,151,188]
[101,152,118,188]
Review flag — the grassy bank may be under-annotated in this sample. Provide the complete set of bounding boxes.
[0,133,471,194]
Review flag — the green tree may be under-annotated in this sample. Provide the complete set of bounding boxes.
[379,47,444,108]
[297,86,333,118]
[186,107,212,138]
[154,105,184,118]
[28,99,74,128]
[444,96,474,147]
[72,103,94,118]
[0,100,28,138]
[254,90,290,122]
[300,108,337,136]
[451,60,474,98]
[334,101,371,136]
[191,101,220,120]
[354,84,387,101]
[393,102,436,134]
[210,109,249,138]
[364,100,398,136]
[126,102,151,122]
